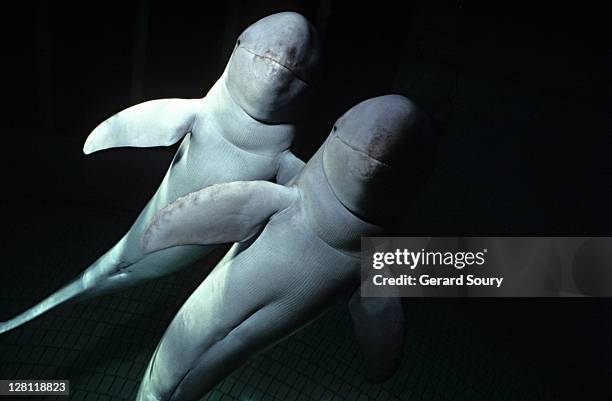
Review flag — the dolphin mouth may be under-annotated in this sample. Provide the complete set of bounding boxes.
[240,46,309,86]
[332,133,390,167]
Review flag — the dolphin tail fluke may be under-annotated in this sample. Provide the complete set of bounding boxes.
[0,244,128,335]
[0,276,89,335]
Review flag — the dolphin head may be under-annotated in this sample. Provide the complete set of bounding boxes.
[225,12,320,124]
[322,95,435,224]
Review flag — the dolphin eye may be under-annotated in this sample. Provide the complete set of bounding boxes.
[236,39,241,46]
[333,126,337,131]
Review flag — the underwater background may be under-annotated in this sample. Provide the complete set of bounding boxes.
[1,1,609,400]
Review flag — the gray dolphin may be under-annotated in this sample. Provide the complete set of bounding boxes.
[136,95,435,401]
[0,12,320,334]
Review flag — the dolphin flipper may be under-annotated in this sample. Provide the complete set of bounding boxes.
[348,286,406,383]
[142,181,298,253]
[276,151,305,184]
[83,98,202,154]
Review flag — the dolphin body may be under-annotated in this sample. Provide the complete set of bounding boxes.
[0,12,320,334]
[136,95,435,401]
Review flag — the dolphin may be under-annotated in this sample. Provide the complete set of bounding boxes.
[0,12,320,334]
[136,95,435,401]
